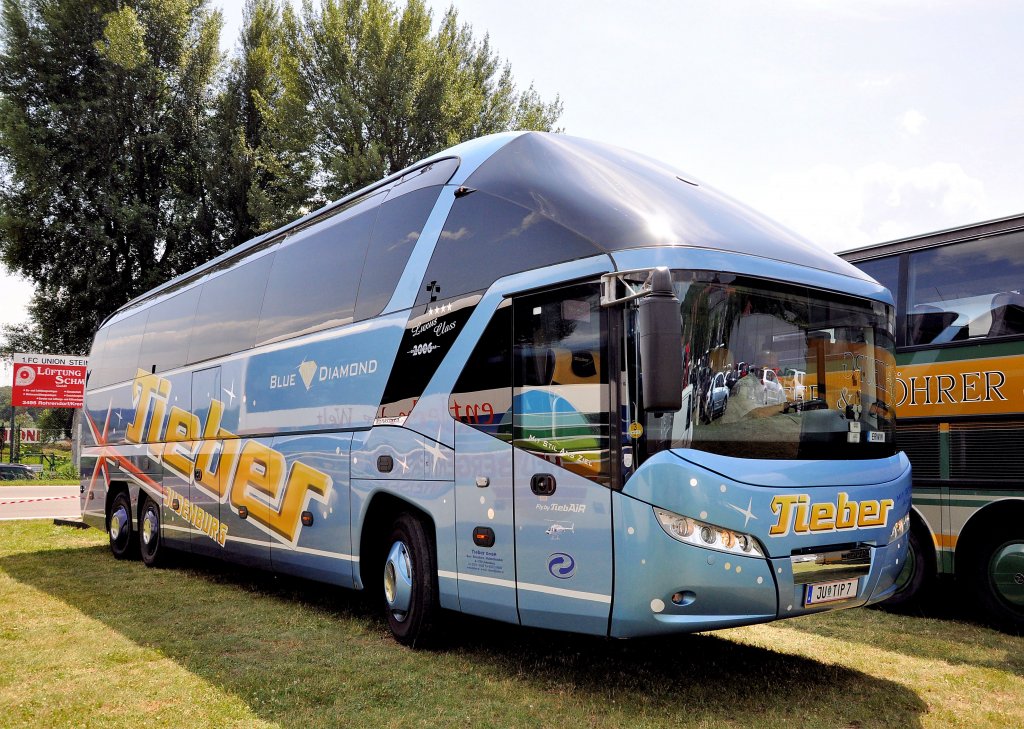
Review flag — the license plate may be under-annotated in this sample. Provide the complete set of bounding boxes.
[805,578,859,606]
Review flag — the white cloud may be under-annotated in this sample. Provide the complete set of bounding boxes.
[0,268,32,330]
[901,109,928,135]
[751,161,990,251]
[0,268,33,382]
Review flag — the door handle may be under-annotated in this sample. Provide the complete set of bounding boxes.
[531,473,556,496]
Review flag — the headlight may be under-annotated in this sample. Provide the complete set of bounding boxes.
[889,512,910,543]
[654,507,764,558]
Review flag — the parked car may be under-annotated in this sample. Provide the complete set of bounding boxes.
[707,372,729,420]
[0,464,35,480]
[749,366,786,405]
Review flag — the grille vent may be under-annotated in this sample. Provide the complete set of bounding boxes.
[898,425,940,479]
[950,422,1024,481]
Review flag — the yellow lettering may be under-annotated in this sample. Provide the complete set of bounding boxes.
[794,495,810,533]
[273,461,333,542]
[230,440,287,532]
[769,495,801,536]
[809,502,835,531]
[218,523,228,547]
[859,498,893,527]
[836,492,857,529]
[125,370,171,445]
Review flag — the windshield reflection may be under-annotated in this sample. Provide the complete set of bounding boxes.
[628,272,897,462]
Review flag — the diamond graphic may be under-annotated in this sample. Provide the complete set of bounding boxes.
[298,359,317,390]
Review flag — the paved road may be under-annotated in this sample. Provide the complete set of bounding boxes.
[0,485,81,521]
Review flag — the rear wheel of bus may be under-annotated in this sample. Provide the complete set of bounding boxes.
[139,495,168,568]
[107,490,137,560]
[382,513,439,647]
[967,525,1024,632]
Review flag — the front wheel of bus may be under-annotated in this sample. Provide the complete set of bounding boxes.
[885,527,933,610]
[108,491,137,560]
[969,526,1024,632]
[139,496,167,568]
[382,513,439,647]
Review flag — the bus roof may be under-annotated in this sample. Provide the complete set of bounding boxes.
[108,132,876,324]
[840,212,1024,262]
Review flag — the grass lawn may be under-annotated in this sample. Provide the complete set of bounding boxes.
[0,520,1021,728]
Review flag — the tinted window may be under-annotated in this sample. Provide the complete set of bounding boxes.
[257,201,380,345]
[96,310,149,387]
[449,302,512,436]
[355,186,444,321]
[907,232,1024,345]
[188,252,274,364]
[512,284,610,485]
[856,257,899,304]
[138,287,201,374]
[413,191,600,308]
[86,326,108,388]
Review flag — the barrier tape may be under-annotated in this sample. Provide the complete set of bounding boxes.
[0,494,78,506]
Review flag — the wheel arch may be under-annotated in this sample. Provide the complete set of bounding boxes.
[955,497,1024,574]
[105,481,133,529]
[357,491,437,592]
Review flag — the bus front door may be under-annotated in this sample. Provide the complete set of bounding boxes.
[511,285,613,635]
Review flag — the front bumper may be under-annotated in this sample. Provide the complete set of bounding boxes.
[610,491,908,638]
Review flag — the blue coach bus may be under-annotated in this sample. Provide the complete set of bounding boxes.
[80,132,910,645]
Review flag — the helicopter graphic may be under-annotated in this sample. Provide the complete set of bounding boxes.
[545,521,575,540]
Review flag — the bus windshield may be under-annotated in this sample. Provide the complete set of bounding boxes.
[631,271,897,462]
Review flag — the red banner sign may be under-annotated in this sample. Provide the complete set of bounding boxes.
[1,428,40,443]
[11,352,88,408]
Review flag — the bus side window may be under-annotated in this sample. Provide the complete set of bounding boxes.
[512,285,610,485]
[187,252,274,365]
[96,309,149,387]
[138,286,201,374]
[987,291,1024,337]
[354,186,445,322]
[413,191,599,308]
[256,203,378,345]
[450,304,512,435]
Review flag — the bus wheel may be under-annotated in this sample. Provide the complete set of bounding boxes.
[969,526,1024,631]
[382,513,439,647]
[885,527,933,609]
[139,496,166,568]
[108,491,137,560]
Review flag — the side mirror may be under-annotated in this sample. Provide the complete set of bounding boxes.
[638,268,683,413]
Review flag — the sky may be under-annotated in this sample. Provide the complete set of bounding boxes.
[2,0,1023,380]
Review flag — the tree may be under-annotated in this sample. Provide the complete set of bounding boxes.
[275,0,562,200]
[0,0,563,356]
[0,0,224,355]
[209,0,315,248]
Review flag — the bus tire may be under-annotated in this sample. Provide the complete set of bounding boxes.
[884,525,933,610]
[382,513,439,647]
[967,524,1024,632]
[139,495,167,568]
[107,490,137,560]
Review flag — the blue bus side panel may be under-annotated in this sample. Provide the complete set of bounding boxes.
[350,426,456,605]
[453,421,518,624]
[270,433,355,587]
[240,312,407,434]
[513,448,612,636]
